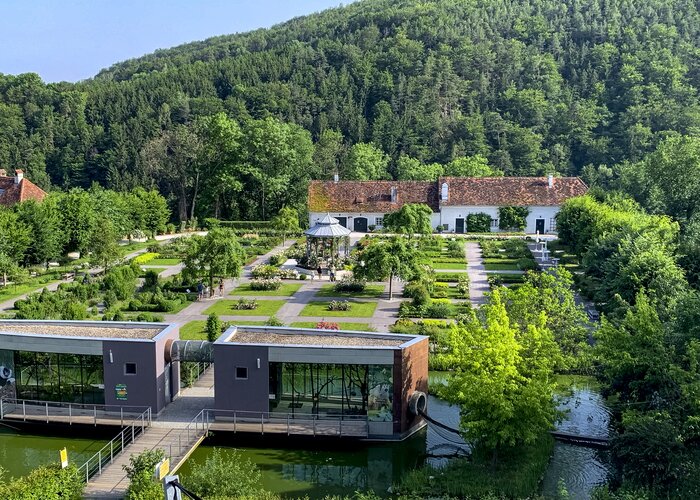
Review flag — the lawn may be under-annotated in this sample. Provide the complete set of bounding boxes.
[139,267,166,276]
[0,277,62,304]
[483,260,519,271]
[431,262,467,270]
[315,284,384,298]
[147,258,181,266]
[180,320,269,340]
[299,300,378,318]
[290,322,373,331]
[203,299,286,316]
[230,283,302,297]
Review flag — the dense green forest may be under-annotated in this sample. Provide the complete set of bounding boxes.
[2,0,700,221]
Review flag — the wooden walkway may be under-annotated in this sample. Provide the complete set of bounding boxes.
[83,427,205,499]
[551,430,610,448]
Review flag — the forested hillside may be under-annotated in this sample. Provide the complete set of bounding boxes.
[2,0,700,220]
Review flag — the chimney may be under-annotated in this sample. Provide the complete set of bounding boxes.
[547,174,554,188]
[333,172,339,183]
[0,169,6,177]
[14,169,23,185]
[390,186,398,203]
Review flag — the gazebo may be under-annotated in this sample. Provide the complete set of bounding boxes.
[304,214,352,269]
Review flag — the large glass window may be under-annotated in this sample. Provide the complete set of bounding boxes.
[13,351,104,404]
[269,362,393,421]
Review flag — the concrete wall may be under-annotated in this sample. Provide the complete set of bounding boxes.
[392,337,429,436]
[525,205,560,234]
[103,340,158,410]
[214,344,269,414]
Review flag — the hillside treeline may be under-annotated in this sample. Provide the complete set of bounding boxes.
[2,0,700,220]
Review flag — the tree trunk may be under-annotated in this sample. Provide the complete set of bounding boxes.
[190,171,200,220]
[491,447,499,471]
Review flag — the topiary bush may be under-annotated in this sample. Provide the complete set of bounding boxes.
[425,300,454,318]
[466,212,492,233]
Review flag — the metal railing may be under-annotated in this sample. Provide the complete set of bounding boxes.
[163,409,211,463]
[77,406,152,483]
[203,409,370,438]
[180,361,211,388]
[0,397,149,427]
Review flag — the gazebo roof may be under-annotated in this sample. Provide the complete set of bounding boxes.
[304,214,352,238]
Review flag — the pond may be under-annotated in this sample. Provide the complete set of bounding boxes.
[0,425,107,479]
[179,373,612,499]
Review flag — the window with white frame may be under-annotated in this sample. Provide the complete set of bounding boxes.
[549,218,557,231]
[491,218,499,228]
[375,217,384,226]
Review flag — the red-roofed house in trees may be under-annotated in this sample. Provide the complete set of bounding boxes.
[0,169,47,207]
[308,176,588,234]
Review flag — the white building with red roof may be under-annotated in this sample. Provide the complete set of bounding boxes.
[308,175,588,234]
[0,169,47,207]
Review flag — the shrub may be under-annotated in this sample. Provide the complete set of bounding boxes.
[425,300,454,318]
[187,448,263,499]
[328,300,351,311]
[133,253,158,265]
[103,290,119,309]
[166,223,176,234]
[466,212,492,233]
[103,265,138,300]
[431,282,449,299]
[135,312,164,322]
[445,239,465,258]
[0,464,83,500]
[234,298,258,310]
[412,285,431,306]
[251,264,279,279]
[206,313,222,342]
[250,277,282,291]
[123,449,166,500]
[277,268,298,279]
[498,206,530,231]
[334,277,366,293]
[315,321,340,330]
[265,316,284,326]
[517,258,538,271]
[267,253,285,266]
[143,270,160,289]
[457,275,470,297]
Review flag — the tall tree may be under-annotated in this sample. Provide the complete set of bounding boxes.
[183,228,244,290]
[353,236,422,299]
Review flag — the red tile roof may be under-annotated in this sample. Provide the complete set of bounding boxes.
[439,177,588,206]
[308,177,587,212]
[308,180,439,212]
[0,174,48,206]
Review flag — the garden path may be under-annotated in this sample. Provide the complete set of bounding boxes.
[0,232,197,313]
[465,242,489,307]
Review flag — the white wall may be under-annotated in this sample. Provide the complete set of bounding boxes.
[311,206,562,234]
[438,205,561,233]
[309,212,388,231]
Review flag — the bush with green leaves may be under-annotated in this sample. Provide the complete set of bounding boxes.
[206,313,222,342]
[498,206,530,231]
[277,268,299,279]
[143,269,160,289]
[328,300,351,311]
[466,213,492,233]
[124,449,166,500]
[234,298,258,310]
[425,300,455,318]
[445,238,465,258]
[103,264,138,300]
[517,257,538,271]
[267,253,285,266]
[334,277,366,293]
[0,464,83,500]
[250,277,282,291]
[457,275,470,297]
[265,315,284,326]
[251,264,279,279]
[186,448,263,499]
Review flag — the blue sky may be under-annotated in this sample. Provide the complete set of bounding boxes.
[0,0,354,83]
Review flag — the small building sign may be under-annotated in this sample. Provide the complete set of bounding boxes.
[59,448,68,468]
[115,384,128,401]
[154,458,170,480]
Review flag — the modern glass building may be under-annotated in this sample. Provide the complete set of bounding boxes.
[214,326,429,439]
[12,352,105,404]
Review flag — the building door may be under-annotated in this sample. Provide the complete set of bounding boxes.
[336,216,347,228]
[535,218,545,234]
[353,217,368,232]
[455,218,465,234]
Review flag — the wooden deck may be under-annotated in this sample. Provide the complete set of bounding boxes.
[209,417,368,437]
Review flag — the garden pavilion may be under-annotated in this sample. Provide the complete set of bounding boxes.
[304,214,352,269]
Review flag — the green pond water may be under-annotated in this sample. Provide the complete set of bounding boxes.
[0,374,610,499]
[177,374,611,499]
[0,426,107,479]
